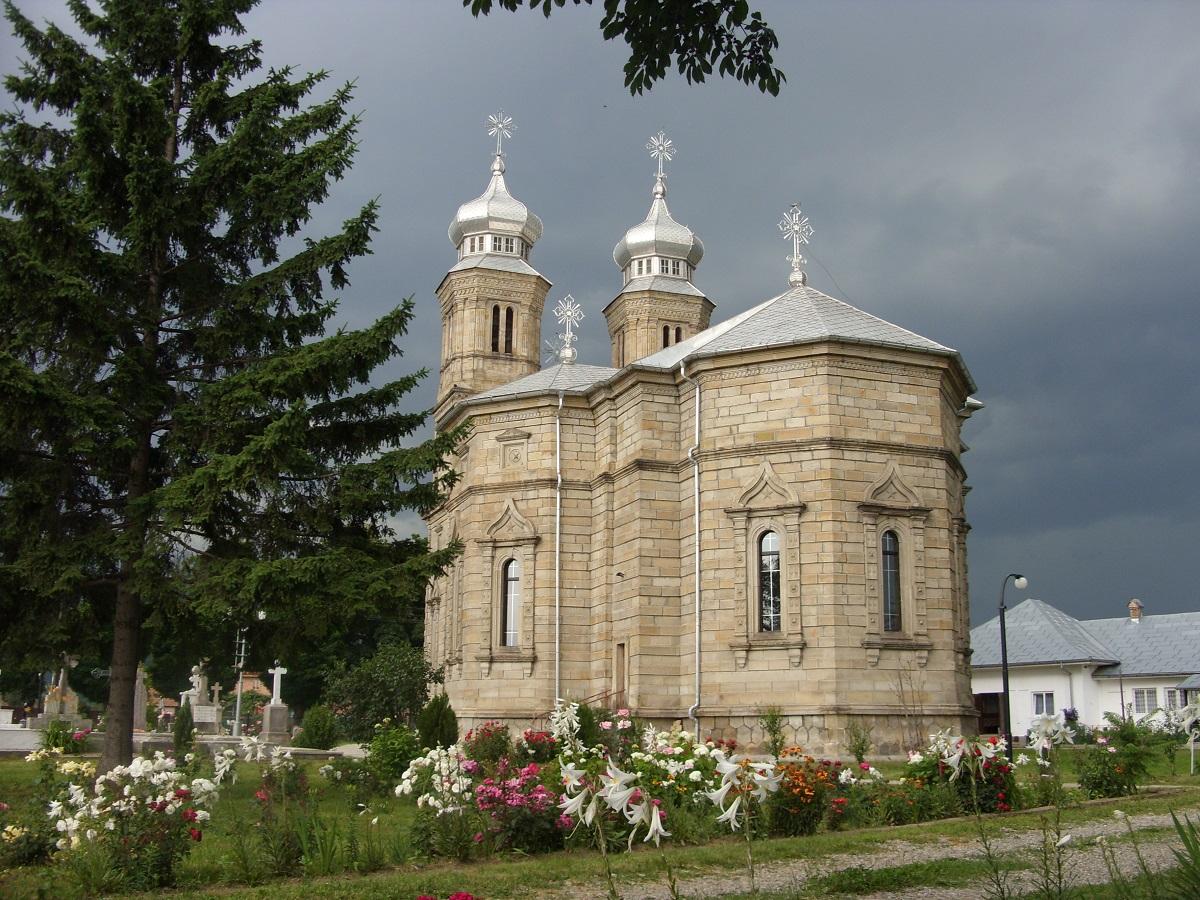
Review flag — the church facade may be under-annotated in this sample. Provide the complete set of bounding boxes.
[424,131,980,754]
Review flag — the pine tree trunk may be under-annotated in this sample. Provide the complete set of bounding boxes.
[97,54,183,774]
[99,574,141,772]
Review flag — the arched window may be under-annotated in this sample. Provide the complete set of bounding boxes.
[501,558,521,647]
[662,325,670,348]
[504,307,514,354]
[675,326,682,343]
[490,305,500,353]
[882,530,902,632]
[617,330,625,366]
[759,531,781,632]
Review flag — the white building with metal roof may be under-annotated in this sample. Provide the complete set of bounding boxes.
[970,597,1200,739]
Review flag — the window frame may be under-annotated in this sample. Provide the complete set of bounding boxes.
[1133,688,1158,715]
[1032,691,1055,716]
[500,557,521,648]
[758,530,781,633]
[881,529,903,633]
[504,306,514,354]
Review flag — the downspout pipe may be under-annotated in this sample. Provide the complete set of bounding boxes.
[555,391,564,703]
[681,362,701,738]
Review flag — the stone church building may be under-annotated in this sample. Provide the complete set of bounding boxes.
[424,135,980,754]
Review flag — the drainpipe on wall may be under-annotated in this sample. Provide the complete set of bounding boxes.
[680,362,702,739]
[555,392,564,704]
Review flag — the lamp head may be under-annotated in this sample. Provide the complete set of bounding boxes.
[1014,575,1028,590]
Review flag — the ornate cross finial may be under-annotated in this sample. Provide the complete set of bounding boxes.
[647,131,674,198]
[552,294,585,365]
[778,202,814,287]
[487,111,514,157]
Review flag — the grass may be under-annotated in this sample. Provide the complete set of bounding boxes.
[3,754,1198,899]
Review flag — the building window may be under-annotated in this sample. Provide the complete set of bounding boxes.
[759,530,781,632]
[500,558,520,647]
[671,259,680,276]
[659,258,669,274]
[1165,689,1180,709]
[504,307,514,354]
[504,236,514,253]
[1133,688,1158,714]
[491,305,500,353]
[662,325,670,348]
[882,530,902,632]
[1033,691,1055,716]
[468,236,476,254]
[617,329,625,366]
[675,326,682,343]
[636,259,644,276]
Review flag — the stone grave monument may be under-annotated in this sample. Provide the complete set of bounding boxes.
[133,666,149,732]
[261,661,291,744]
[28,658,89,730]
[180,663,220,735]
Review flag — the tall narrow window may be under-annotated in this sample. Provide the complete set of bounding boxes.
[671,259,681,276]
[659,258,669,274]
[662,325,670,348]
[504,236,514,253]
[759,531,781,632]
[504,307,514,354]
[675,326,682,343]
[617,330,625,366]
[882,530,902,632]
[501,558,520,647]
[491,305,500,352]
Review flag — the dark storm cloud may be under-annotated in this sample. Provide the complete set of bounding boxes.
[5,0,1198,622]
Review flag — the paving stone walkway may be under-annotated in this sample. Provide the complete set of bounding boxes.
[539,803,1200,899]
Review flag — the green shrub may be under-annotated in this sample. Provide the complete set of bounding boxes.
[416,693,458,749]
[294,704,340,750]
[173,699,195,758]
[758,705,785,757]
[366,721,420,782]
[324,642,443,741]
[845,721,874,764]
[1077,743,1148,798]
[42,719,91,754]
[462,720,511,766]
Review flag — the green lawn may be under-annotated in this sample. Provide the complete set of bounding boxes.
[3,754,1198,899]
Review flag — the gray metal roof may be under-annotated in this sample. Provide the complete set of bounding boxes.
[970,597,1200,677]
[970,598,1119,668]
[446,253,547,280]
[1082,613,1200,678]
[633,285,969,388]
[1177,674,1200,690]
[618,275,707,298]
[467,363,619,403]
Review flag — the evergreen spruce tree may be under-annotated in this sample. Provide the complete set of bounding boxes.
[0,0,460,772]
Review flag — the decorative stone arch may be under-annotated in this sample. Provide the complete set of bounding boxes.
[475,499,539,677]
[859,462,932,667]
[725,462,808,669]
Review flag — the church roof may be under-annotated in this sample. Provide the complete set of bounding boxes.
[971,597,1200,677]
[469,363,619,402]
[445,253,548,281]
[613,175,704,270]
[634,284,968,387]
[616,274,707,299]
[448,154,544,248]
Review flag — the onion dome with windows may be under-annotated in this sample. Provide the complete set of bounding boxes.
[613,132,704,288]
[448,113,542,263]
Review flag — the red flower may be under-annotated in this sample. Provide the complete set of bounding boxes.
[188,827,202,842]
[448,894,476,900]
[254,788,270,803]
[182,807,198,822]
[174,788,191,798]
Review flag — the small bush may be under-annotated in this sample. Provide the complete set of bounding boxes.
[462,721,511,767]
[1077,743,1147,798]
[759,705,785,757]
[42,719,91,754]
[845,721,874,764]
[768,753,837,836]
[366,721,420,782]
[173,699,195,758]
[294,705,340,750]
[416,693,458,749]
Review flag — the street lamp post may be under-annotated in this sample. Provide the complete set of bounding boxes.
[999,572,1028,759]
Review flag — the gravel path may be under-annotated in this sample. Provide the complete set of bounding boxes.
[538,804,1200,899]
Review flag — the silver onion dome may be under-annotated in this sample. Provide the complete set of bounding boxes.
[448,154,544,249]
[612,175,704,271]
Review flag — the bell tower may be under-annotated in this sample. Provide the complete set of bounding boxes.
[605,132,713,367]
[436,113,550,418]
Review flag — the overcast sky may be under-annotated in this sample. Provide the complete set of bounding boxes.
[5,1,1199,625]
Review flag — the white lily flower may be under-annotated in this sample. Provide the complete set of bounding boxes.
[716,795,742,830]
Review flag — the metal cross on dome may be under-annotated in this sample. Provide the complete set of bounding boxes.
[779,202,814,287]
[647,131,675,178]
[553,294,584,364]
[487,111,514,156]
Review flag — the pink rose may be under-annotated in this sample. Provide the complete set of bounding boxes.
[599,721,613,730]
[616,708,630,718]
